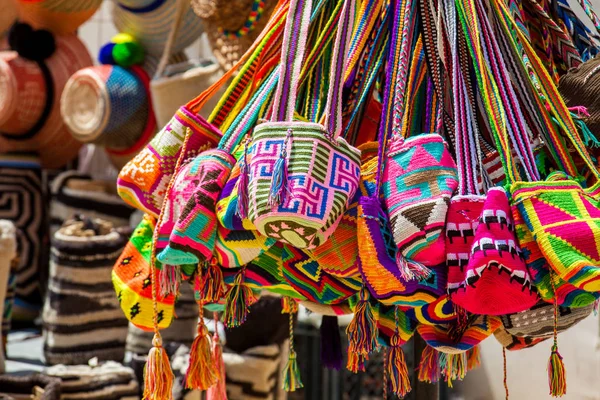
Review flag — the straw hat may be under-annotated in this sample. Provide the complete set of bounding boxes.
[112,0,204,58]
[191,0,278,70]
[61,64,155,152]
[0,1,18,40]
[0,25,93,169]
[15,0,102,35]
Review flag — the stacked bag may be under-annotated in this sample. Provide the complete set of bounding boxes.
[110,0,600,398]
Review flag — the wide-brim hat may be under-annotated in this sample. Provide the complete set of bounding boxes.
[112,0,204,58]
[191,0,279,70]
[0,1,18,39]
[0,34,93,169]
[15,0,102,35]
[61,64,155,154]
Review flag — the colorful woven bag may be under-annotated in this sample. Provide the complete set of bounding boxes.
[111,215,175,331]
[245,0,361,250]
[493,328,549,351]
[215,224,276,269]
[116,5,288,217]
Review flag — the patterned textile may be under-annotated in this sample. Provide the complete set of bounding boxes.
[0,159,46,307]
[493,327,549,351]
[50,171,134,238]
[43,217,129,365]
[512,171,600,292]
[45,361,139,400]
[112,215,175,332]
[382,133,458,267]
[417,315,501,354]
[214,224,276,269]
[248,122,361,250]
[500,301,593,338]
[0,220,16,372]
[404,296,456,326]
[512,202,599,307]
[376,305,417,347]
[158,149,235,265]
[449,187,538,315]
[117,107,221,217]
[280,244,361,304]
[358,196,447,306]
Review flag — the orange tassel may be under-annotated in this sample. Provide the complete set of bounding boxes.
[282,296,298,314]
[387,333,411,397]
[206,330,227,400]
[197,258,225,303]
[467,345,481,371]
[186,315,218,390]
[548,279,567,397]
[346,351,368,373]
[418,345,440,383]
[143,333,174,400]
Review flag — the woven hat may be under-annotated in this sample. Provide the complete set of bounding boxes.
[417,315,502,354]
[15,0,102,35]
[0,30,93,169]
[112,0,204,58]
[60,64,155,154]
[191,0,279,70]
[500,301,593,338]
[0,1,17,40]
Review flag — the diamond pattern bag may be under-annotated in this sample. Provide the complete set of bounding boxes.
[246,0,361,250]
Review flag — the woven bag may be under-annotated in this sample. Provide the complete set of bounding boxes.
[246,0,361,250]
[215,224,276,268]
[111,215,175,331]
[116,3,288,217]
[493,328,549,351]
[500,301,593,338]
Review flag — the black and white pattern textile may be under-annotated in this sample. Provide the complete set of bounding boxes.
[42,217,129,365]
[45,361,139,400]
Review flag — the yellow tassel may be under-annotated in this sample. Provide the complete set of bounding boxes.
[143,333,174,400]
[387,333,411,397]
[282,296,298,314]
[224,269,254,328]
[417,345,440,383]
[186,317,218,390]
[467,345,481,371]
[347,351,368,373]
[346,288,378,357]
[282,350,303,392]
[548,345,567,397]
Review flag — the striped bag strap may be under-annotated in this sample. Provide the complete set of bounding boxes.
[493,0,600,182]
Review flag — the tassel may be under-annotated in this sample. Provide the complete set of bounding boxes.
[186,310,218,390]
[207,313,227,400]
[346,287,379,360]
[548,279,567,397]
[224,269,254,328]
[346,351,368,373]
[418,345,440,383]
[568,105,590,117]
[440,352,466,388]
[396,253,432,282]
[409,259,432,281]
[387,332,411,397]
[236,138,251,219]
[143,333,174,400]
[268,128,292,207]
[320,315,343,370]
[396,252,415,281]
[282,307,303,391]
[573,115,600,148]
[197,258,225,303]
[159,264,181,297]
[467,345,481,371]
[282,296,298,314]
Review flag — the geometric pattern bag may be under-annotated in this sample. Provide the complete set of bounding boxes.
[246,0,361,250]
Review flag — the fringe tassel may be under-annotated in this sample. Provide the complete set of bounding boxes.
[224,269,253,328]
[346,287,379,365]
[396,253,432,282]
[186,312,218,390]
[387,333,411,397]
[573,115,600,148]
[207,313,227,400]
[197,258,224,303]
[282,308,303,391]
[159,265,181,297]
[346,351,367,373]
[548,279,567,397]
[440,352,466,388]
[268,129,292,207]
[418,345,440,383]
[467,345,481,371]
[320,315,343,370]
[143,333,174,400]
[236,138,251,219]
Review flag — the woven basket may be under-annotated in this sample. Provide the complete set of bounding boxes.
[0,374,61,400]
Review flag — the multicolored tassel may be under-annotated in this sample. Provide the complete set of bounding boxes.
[548,280,567,397]
[467,345,481,371]
[282,305,303,392]
[573,113,600,148]
[159,264,181,297]
[320,315,343,370]
[186,305,218,390]
[418,344,440,383]
[268,128,291,207]
[197,258,225,303]
[386,307,411,397]
[396,253,433,282]
[236,138,251,219]
[207,313,227,400]
[346,287,379,371]
[282,296,298,314]
[347,351,368,373]
[439,352,467,388]
[143,333,174,400]
[224,268,254,328]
